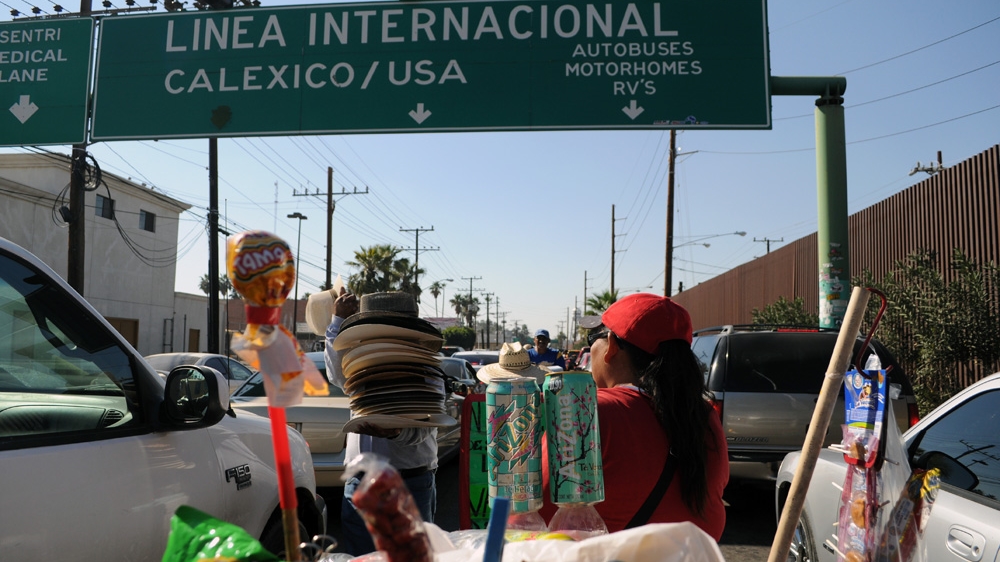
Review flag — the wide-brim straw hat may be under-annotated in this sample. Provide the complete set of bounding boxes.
[477,341,548,384]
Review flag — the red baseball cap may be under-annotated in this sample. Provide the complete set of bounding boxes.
[597,293,693,353]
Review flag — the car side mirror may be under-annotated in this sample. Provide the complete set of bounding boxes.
[915,450,980,491]
[162,366,229,429]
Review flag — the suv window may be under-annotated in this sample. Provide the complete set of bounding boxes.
[724,333,839,393]
[691,334,718,384]
[0,254,140,447]
[910,389,1000,504]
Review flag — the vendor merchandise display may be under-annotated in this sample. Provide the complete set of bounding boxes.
[332,292,456,430]
[227,230,328,559]
[486,376,546,530]
[346,454,434,562]
[543,370,608,536]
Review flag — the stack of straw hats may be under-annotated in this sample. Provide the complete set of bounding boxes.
[333,292,458,431]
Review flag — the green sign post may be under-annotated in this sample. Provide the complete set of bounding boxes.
[92,0,769,140]
[0,18,93,146]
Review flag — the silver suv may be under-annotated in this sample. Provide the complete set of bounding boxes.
[691,325,919,481]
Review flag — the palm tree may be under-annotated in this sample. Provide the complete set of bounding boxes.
[450,293,480,327]
[586,289,619,315]
[394,257,425,304]
[199,273,238,299]
[428,281,445,316]
[346,244,400,295]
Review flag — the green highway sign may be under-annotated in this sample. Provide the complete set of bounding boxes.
[1,18,93,146]
[92,0,770,140]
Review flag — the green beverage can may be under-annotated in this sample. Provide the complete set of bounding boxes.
[486,376,543,514]
[543,371,605,505]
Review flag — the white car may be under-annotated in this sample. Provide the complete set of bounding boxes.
[145,352,258,394]
[776,372,1000,562]
[0,237,326,560]
[231,351,471,486]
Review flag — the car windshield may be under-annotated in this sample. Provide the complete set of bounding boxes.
[0,252,139,442]
[233,353,346,398]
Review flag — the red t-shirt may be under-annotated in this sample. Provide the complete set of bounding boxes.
[540,386,729,540]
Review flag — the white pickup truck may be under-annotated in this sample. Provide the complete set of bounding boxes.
[0,236,326,560]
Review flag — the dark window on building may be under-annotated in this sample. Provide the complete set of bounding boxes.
[95,194,115,220]
[139,210,156,232]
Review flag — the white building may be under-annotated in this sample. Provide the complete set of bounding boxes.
[0,152,211,356]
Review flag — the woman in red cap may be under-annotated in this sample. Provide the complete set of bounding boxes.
[540,293,729,539]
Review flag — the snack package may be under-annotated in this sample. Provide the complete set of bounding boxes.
[346,453,433,562]
[227,231,327,407]
[842,365,887,468]
[873,468,941,562]
[161,505,278,562]
[837,465,878,562]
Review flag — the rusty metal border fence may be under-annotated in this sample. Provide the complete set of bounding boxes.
[673,144,1000,388]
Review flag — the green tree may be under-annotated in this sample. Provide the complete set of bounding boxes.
[443,326,476,349]
[199,273,238,298]
[428,281,445,315]
[750,296,819,326]
[450,293,480,327]
[854,248,1000,412]
[510,323,531,345]
[586,289,619,314]
[393,257,424,304]
[346,244,400,295]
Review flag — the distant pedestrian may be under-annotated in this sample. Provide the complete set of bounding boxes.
[527,329,566,370]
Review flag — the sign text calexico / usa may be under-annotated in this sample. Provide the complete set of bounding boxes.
[92,1,770,140]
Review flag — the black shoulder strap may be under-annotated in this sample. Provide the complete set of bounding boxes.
[625,452,678,529]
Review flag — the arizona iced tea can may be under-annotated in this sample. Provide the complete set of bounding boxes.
[543,371,605,505]
[486,376,543,514]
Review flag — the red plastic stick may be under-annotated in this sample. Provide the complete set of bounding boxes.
[268,406,297,510]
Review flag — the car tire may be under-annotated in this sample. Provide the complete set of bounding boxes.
[260,511,309,559]
[787,508,819,562]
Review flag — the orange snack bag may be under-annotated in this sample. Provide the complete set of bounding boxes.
[227,231,327,407]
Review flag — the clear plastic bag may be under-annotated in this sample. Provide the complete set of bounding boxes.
[345,453,433,562]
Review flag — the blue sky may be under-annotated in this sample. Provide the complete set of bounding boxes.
[3,0,999,337]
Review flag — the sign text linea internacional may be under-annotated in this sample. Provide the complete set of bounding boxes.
[92,0,770,140]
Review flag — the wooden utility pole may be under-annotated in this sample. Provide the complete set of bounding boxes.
[400,226,437,299]
[664,129,677,297]
[208,138,220,353]
[67,0,93,294]
[293,170,368,289]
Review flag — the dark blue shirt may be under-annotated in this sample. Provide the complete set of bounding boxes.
[528,347,566,369]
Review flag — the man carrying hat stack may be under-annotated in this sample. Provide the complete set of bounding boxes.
[527,329,566,370]
[322,289,439,556]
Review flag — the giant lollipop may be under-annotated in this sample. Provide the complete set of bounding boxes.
[227,230,328,560]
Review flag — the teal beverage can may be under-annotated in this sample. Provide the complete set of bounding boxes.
[543,371,605,505]
[486,376,543,514]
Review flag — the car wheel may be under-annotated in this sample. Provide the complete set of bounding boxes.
[260,512,309,559]
[787,509,818,562]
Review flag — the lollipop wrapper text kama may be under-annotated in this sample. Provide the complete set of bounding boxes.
[227,231,327,407]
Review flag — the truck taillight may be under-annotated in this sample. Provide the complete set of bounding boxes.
[907,403,920,427]
[710,398,723,420]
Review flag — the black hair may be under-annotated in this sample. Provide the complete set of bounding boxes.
[617,336,713,516]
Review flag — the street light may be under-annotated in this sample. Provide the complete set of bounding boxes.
[287,212,307,339]
[667,231,746,296]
